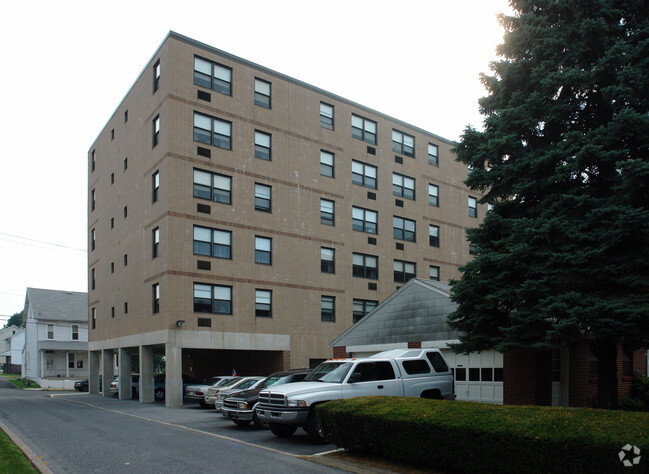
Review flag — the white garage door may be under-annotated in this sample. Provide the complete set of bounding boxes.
[441,349,503,404]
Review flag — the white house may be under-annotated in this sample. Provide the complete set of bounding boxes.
[22,288,88,389]
[0,324,19,368]
[10,328,25,367]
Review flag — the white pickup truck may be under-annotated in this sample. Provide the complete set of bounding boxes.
[255,348,454,442]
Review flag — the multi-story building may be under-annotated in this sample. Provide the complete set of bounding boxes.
[87,31,484,406]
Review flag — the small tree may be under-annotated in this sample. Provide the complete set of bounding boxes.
[6,310,24,328]
[449,0,649,409]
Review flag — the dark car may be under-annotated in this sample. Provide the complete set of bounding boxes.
[221,369,311,428]
[153,374,200,401]
[74,376,102,392]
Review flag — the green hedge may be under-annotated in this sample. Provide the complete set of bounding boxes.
[316,397,649,473]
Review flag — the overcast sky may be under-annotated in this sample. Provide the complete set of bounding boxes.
[0,0,512,324]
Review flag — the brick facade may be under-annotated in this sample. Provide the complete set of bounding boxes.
[332,346,350,358]
[407,341,422,349]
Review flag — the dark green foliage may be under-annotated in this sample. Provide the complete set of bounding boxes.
[317,397,649,473]
[6,310,24,328]
[448,0,649,408]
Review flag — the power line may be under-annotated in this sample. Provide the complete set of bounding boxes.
[0,231,86,253]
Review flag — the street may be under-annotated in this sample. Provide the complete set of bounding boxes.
[0,384,343,473]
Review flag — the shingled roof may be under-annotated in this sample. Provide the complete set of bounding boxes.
[24,288,87,324]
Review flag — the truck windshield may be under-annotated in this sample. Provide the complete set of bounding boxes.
[306,362,353,383]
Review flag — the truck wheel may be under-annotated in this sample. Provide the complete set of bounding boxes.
[233,419,250,427]
[269,423,297,437]
[253,412,268,429]
[305,413,327,444]
[154,388,165,401]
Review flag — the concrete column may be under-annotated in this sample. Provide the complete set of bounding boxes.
[89,351,100,394]
[139,345,154,403]
[165,343,182,408]
[101,349,114,397]
[118,348,132,399]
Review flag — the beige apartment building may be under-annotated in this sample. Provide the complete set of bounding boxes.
[87,31,484,406]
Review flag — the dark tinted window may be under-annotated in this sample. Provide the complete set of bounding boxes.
[469,368,480,381]
[402,359,431,375]
[455,368,466,381]
[351,361,396,381]
[426,351,449,372]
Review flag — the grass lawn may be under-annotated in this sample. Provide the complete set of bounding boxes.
[0,374,40,389]
[0,429,38,473]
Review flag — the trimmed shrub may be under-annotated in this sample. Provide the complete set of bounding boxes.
[316,397,649,473]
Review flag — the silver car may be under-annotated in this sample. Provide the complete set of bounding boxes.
[212,377,264,411]
[184,376,236,408]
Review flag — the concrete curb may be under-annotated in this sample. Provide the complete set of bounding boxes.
[0,419,53,474]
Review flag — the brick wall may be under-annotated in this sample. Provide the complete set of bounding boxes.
[332,346,350,358]
[503,350,552,405]
[407,341,422,349]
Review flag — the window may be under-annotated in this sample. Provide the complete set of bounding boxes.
[350,361,396,381]
[124,110,128,123]
[111,307,115,318]
[353,299,378,323]
[197,318,211,328]
[469,196,478,217]
[153,59,160,92]
[193,226,231,259]
[70,325,79,340]
[152,227,160,258]
[124,157,128,170]
[47,324,54,339]
[351,114,377,144]
[321,295,335,322]
[393,217,416,242]
[426,352,449,372]
[352,253,378,279]
[91,308,96,329]
[194,283,232,314]
[91,228,96,251]
[352,160,377,189]
[123,206,128,218]
[320,150,334,177]
[255,184,271,212]
[254,131,271,160]
[428,184,439,207]
[392,130,415,157]
[91,189,96,211]
[194,56,232,95]
[110,262,114,273]
[255,236,272,265]
[429,225,440,247]
[255,290,272,318]
[469,243,478,255]
[352,207,377,234]
[153,283,160,314]
[110,217,114,229]
[111,129,114,140]
[393,173,415,200]
[124,254,128,266]
[68,353,75,369]
[124,302,128,314]
[321,247,335,273]
[320,199,335,225]
[429,265,440,281]
[90,150,95,172]
[152,171,159,203]
[77,360,84,369]
[428,143,439,166]
[152,115,160,147]
[394,260,416,283]
[193,112,231,150]
[91,268,96,290]
[254,78,271,108]
[320,102,334,129]
[111,173,114,184]
[193,169,231,204]
[402,359,431,375]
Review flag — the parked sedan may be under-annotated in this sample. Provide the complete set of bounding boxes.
[109,375,139,397]
[203,377,245,409]
[74,379,89,392]
[212,377,264,411]
[185,376,236,408]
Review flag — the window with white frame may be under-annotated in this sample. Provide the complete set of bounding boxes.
[72,325,79,341]
[193,169,231,204]
[320,150,334,177]
[393,173,415,200]
[351,114,377,144]
[255,184,271,212]
[469,196,478,217]
[254,78,271,108]
[152,115,160,147]
[91,228,96,251]
[392,130,415,157]
[153,59,160,92]
[255,236,272,264]
[153,283,160,314]
[429,184,439,207]
[353,299,378,323]
[255,131,271,160]
[321,295,335,322]
[353,253,378,279]
[152,227,160,258]
[255,290,272,318]
[321,247,335,273]
[194,56,232,95]
[352,160,377,189]
[393,216,416,242]
[429,225,440,247]
[352,207,377,234]
[193,112,231,149]
[394,260,416,283]
[152,170,160,203]
[193,283,232,314]
[320,199,335,226]
[193,226,231,259]
[429,265,440,281]
[320,102,334,129]
[47,324,54,339]
[428,143,439,166]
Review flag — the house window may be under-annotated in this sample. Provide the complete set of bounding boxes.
[393,217,416,242]
[152,115,160,148]
[429,265,440,281]
[153,59,160,92]
[428,143,439,166]
[320,199,335,226]
[91,268,96,290]
[91,189,96,211]
[47,324,54,340]
[428,184,439,207]
[353,253,378,279]
[152,227,160,258]
[255,236,272,265]
[254,183,272,212]
[91,308,96,329]
[194,283,232,314]
[321,295,335,322]
[321,247,335,274]
[255,290,272,318]
[320,102,334,130]
[394,260,416,283]
[91,228,96,251]
[68,353,75,369]
[352,160,377,189]
[392,130,415,157]
[351,114,377,144]
[352,207,378,234]
[469,196,478,218]
[469,243,478,255]
[254,131,271,160]
[353,299,378,323]
[153,283,160,314]
[193,169,232,204]
[194,56,232,95]
[254,78,271,108]
[429,225,440,247]
[77,360,83,369]
[193,112,231,150]
[152,171,159,203]
[72,325,79,341]
[193,226,231,259]
[320,150,334,177]
[393,173,415,200]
